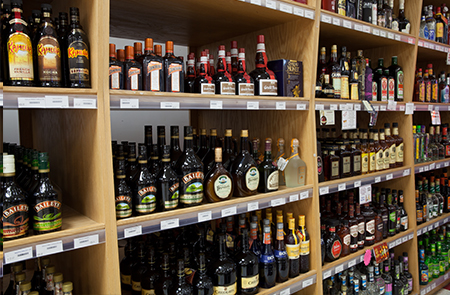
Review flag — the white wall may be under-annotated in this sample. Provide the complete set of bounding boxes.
[3,109,21,144]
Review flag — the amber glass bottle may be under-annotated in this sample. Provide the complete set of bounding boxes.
[124,46,142,91]
[163,41,184,92]
[109,43,123,89]
[140,38,164,92]
[204,147,234,203]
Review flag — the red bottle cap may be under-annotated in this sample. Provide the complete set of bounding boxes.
[239,48,245,53]
[134,42,142,54]
[117,49,125,62]
[109,43,116,58]
[418,68,422,71]
[144,38,153,51]
[209,54,214,59]
[219,45,225,51]
[201,51,207,57]
[231,41,238,49]
[257,35,265,44]
[189,52,195,59]
[428,64,433,68]
[166,41,174,53]
[437,7,441,13]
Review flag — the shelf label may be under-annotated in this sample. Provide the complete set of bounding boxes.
[354,24,363,31]
[18,97,46,108]
[428,225,433,231]
[373,28,380,36]
[293,7,305,17]
[405,103,414,114]
[386,173,393,180]
[359,184,372,204]
[409,234,413,239]
[338,183,346,191]
[395,239,402,246]
[418,229,422,235]
[198,211,212,222]
[408,37,414,44]
[160,101,180,109]
[265,0,277,9]
[354,104,361,111]
[395,34,401,41]
[319,186,329,195]
[424,165,429,171]
[343,20,351,28]
[250,0,262,5]
[45,95,69,108]
[332,17,340,25]
[446,162,450,167]
[210,100,223,109]
[419,167,424,173]
[280,288,291,295]
[428,104,434,111]
[322,14,331,23]
[124,225,142,238]
[289,194,299,202]
[305,10,314,19]
[303,278,314,288]
[380,30,387,37]
[120,98,139,109]
[330,104,338,110]
[74,98,97,108]
[279,3,293,13]
[445,218,449,223]
[247,202,259,211]
[387,100,397,111]
[271,198,286,207]
[399,105,405,111]
[36,240,63,257]
[323,270,332,279]
[222,206,237,217]
[389,242,395,248]
[346,103,354,110]
[402,236,408,243]
[373,105,379,111]
[445,273,449,280]
[436,163,441,169]
[354,180,361,188]
[380,105,387,111]
[296,103,306,110]
[161,218,179,230]
[74,234,99,249]
[335,264,344,273]
[430,163,436,170]
[300,191,309,199]
[432,283,436,290]
[388,32,394,39]
[4,247,33,264]
[436,106,440,111]
[362,25,371,33]
[403,169,410,176]
[247,101,259,109]
[315,104,324,110]
[339,104,347,110]
[375,176,381,183]
[276,101,286,110]
[348,259,356,268]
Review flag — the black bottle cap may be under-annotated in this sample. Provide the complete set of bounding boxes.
[162,145,171,159]
[32,10,41,17]
[41,4,52,12]
[393,122,399,127]
[170,126,179,136]
[184,126,193,137]
[69,7,79,15]
[59,12,68,20]
[138,144,147,161]
[157,126,165,135]
[384,123,390,128]
[399,190,403,195]
[151,145,159,159]
[128,142,136,158]
[11,0,22,7]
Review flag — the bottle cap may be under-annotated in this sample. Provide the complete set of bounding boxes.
[214,147,223,162]
[298,215,305,226]
[231,40,238,48]
[144,38,153,51]
[20,282,32,291]
[241,130,249,137]
[42,258,51,266]
[38,152,50,172]
[154,45,162,56]
[41,3,52,12]
[225,129,232,137]
[219,45,226,51]
[134,42,142,54]
[69,7,79,15]
[201,51,207,57]
[117,49,125,61]
[109,44,116,57]
[125,46,134,60]
[11,0,23,6]
[166,41,174,52]
[184,126,193,138]
[171,126,179,137]
[62,282,73,292]
[46,266,56,274]
[16,272,26,282]
[200,129,207,135]
[291,138,299,147]
[265,138,272,151]
[239,48,245,54]
[54,272,64,283]
[257,35,265,43]
[210,129,217,136]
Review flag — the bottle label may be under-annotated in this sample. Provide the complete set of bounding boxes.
[180,171,204,205]
[7,32,34,80]
[37,36,62,82]
[260,253,275,263]
[46,272,55,291]
[361,153,369,172]
[354,155,361,172]
[437,22,444,38]
[385,282,392,294]
[201,83,215,94]
[343,156,351,174]
[426,82,431,102]
[168,63,182,92]
[441,87,449,103]
[350,224,358,238]
[245,167,260,191]
[392,21,399,31]
[419,82,425,102]
[286,244,300,259]
[109,66,121,89]
[318,155,323,176]
[388,78,395,100]
[33,200,62,232]
[343,234,351,246]
[147,61,162,91]
[300,240,310,255]
[220,82,236,95]
[389,144,396,164]
[259,79,277,95]
[115,195,132,218]
[213,282,237,295]
[341,76,349,99]
[121,273,131,285]
[241,275,259,289]
[376,149,384,171]
[164,182,179,209]
[432,83,438,102]
[132,280,141,291]
[396,143,404,163]
[266,170,279,190]
[358,221,365,235]
[226,233,235,249]
[372,81,378,101]
[297,166,306,186]
[366,219,375,239]
[401,216,408,229]
[331,160,339,177]
[397,71,404,99]
[214,175,233,199]
[402,23,411,34]
[238,83,254,95]
[332,73,341,96]
[3,204,29,239]
[135,186,157,214]
[369,152,376,171]
[417,209,423,223]
[351,83,359,100]
[331,240,342,258]
[383,149,390,169]
[67,39,90,82]
[274,249,288,258]
[128,67,141,91]
[141,289,156,295]
[381,77,388,101]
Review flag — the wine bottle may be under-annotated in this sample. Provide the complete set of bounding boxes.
[133,144,157,215]
[169,259,193,295]
[258,138,279,193]
[285,217,300,277]
[141,247,160,295]
[204,147,233,202]
[298,215,310,273]
[235,228,259,294]
[109,43,123,89]
[202,129,218,174]
[156,145,179,211]
[192,253,214,295]
[234,48,254,95]
[155,253,174,294]
[249,35,277,96]
[208,234,237,294]
[131,242,148,295]
[222,129,236,171]
[285,139,307,188]
[115,159,132,219]
[249,221,262,258]
[125,143,138,187]
[259,223,277,288]
[194,50,215,94]
[274,222,289,283]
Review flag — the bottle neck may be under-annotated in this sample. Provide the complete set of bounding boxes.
[184,137,194,151]
[240,136,249,152]
[255,42,266,68]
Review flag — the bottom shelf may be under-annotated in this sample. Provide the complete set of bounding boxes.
[258,270,317,295]
[419,269,450,295]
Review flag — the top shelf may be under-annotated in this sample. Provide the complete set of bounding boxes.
[109,0,315,47]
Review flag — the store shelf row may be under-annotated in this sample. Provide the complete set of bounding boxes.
[414,158,450,174]
[419,269,450,295]
[416,212,450,236]
[315,100,450,113]
[3,207,106,265]
[318,167,411,196]
[322,229,415,280]
[239,0,315,19]
[418,38,450,53]
[117,185,313,239]
[257,271,317,295]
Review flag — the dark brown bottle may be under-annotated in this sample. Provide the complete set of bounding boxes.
[230,40,238,76]
[140,38,164,92]
[120,240,136,292]
[134,42,142,60]
[115,159,132,219]
[274,222,289,283]
[392,123,404,167]
[345,204,359,253]
[208,234,237,294]
[133,144,157,215]
[131,242,148,295]
[325,219,342,262]
[385,123,397,169]
[235,228,259,294]
[157,145,179,211]
[170,259,193,295]
[196,129,209,159]
[66,7,90,88]
[155,253,173,295]
[377,189,389,239]
[258,138,278,193]
[234,48,254,95]
[170,126,183,167]
[150,145,161,177]
[163,41,184,92]
[124,45,142,91]
[355,201,366,249]
[185,53,196,93]
[212,45,235,95]
[34,4,62,87]
[222,129,236,171]
[109,43,123,89]
[192,253,214,295]
[374,206,384,243]
[362,204,376,246]
[337,140,352,178]
[125,143,138,187]
[141,247,160,295]
[204,147,233,203]
[249,35,277,96]
[298,215,310,273]
[57,12,69,86]
[337,219,350,258]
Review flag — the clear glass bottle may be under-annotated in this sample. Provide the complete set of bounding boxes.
[420,16,429,39]
[426,6,436,41]
[285,139,306,188]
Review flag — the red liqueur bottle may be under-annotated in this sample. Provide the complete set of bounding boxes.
[234,48,254,96]
[249,35,277,96]
[163,41,184,92]
[212,45,235,95]
[124,45,142,91]
[194,51,215,95]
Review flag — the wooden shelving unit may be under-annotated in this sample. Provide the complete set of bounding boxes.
[3,0,450,293]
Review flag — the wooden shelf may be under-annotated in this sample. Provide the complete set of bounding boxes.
[414,158,450,174]
[117,185,313,239]
[419,269,450,295]
[258,270,317,294]
[416,212,450,236]
[110,89,310,110]
[3,206,105,265]
[315,98,407,112]
[417,38,450,62]
[0,252,3,278]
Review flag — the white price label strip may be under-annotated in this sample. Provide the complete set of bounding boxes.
[335,264,344,273]
[124,225,142,238]
[348,259,356,267]
[403,169,410,176]
[18,97,46,108]
[161,218,179,230]
[210,100,223,109]
[247,202,259,211]
[289,194,299,202]
[279,3,293,13]
[222,206,237,217]
[36,240,63,257]
[250,0,262,4]
[74,98,97,108]
[160,101,180,109]
[343,20,351,28]
[120,98,139,109]
[198,211,212,222]
[297,103,306,110]
[386,173,393,180]
[293,7,304,16]
[305,10,314,19]
[271,198,286,207]
[247,101,259,109]
[354,180,361,188]
[45,95,69,108]
[300,191,309,199]
[74,234,100,249]
[276,101,286,110]
[4,247,33,264]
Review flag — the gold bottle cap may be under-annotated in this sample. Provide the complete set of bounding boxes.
[266,208,272,214]
[13,264,23,272]
[201,129,207,135]
[298,215,306,226]
[46,265,56,274]
[320,47,326,53]
[54,273,64,283]
[20,282,32,292]
[16,272,26,282]
[225,129,232,137]
[241,130,249,137]
[42,258,51,266]
[291,138,299,147]
[214,147,222,162]
[277,209,283,216]
[288,217,295,229]
[266,212,273,221]
[276,215,283,223]
[331,44,337,51]
[63,282,73,292]
[210,129,217,136]
[193,128,197,135]
[286,212,293,219]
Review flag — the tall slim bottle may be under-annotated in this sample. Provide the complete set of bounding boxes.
[259,224,277,288]
[141,38,164,92]
[133,145,157,215]
[157,145,179,211]
[274,222,289,283]
[235,228,259,294]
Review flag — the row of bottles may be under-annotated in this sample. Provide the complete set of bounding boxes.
[321,187,408,264]
[113,125,307,219]
[413,124,449,163]
[109,35,279,96]
[415,172,449,225]
[1,1,91,87]
[413,64,449,103]
[4,258,73,295]
[120,209,310,295]
[419,4,450,44]
[316,46,404,102]
[324,253,413,295]
[2,143,62,243]
[321,0,411,33]
[318,125,404,182]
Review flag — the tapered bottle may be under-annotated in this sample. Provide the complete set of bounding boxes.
[163,41,184,92]
[192,253,214,295]
[258,138,278,193]
[298,215,310,273]
[170,259,193,295]
[259,224,277,288]
[196,129,209,160]
[202,129,218,175]
[115,159,132,219]
[170,126,183,167]
[157,145,179,211]
[131,242,148,295]
[222,129,236,171]
[194,51,215,94]
[274,222,289,283]
[249,35,277,96]
[133,145,157,215]
[212,45,235,95]
[208,234,237,294]
[204,147,233,203]
[141,247,160,295]
[155,253,174,295]
[123,45,142,90]
[284,217,300,277]
[285,139,306,188]
[235,228,259,294]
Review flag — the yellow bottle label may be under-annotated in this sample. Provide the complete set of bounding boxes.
[214,282,237,295]
[361,153,369,173]
[383,149,390,169]
[341,76,349,99]
[286,244,300,259]
[241,275,259,289]
[300,241,310,255]
[132,281,141,291]
[376,150,384,171]
[121,274,131,285]
[142,289,156,295]
[7,32,34,80]
[437,23,444,38]
[389,144,396,164]
[397,143,404,163]
[369,152,376,172]
[351,83,359,100]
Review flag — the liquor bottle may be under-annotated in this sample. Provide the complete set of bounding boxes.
[133,145,157,215]
[392,123,403,167]
[322,0,336,12]
[2,154,29,241]
[34,4,62,87]
[337,0,347,15]
[115,159,132,219]
[435,181,444,216]
[234,228,259,294]
[436,7,446,43]
[31,152,62,234]
[155,253,174,294]
[259,224,277,288]
[169,259,193,295]
[194,51,215,94]
[209,234,237,294]
[379,129,390,170]
[139,38,163,92]
[124,46,142,91]
[298,215,310,273]
[250,221,262,258]
[374,59,387,101]
[230,41,238,76]
[439,71,449,103]
[425,69,432,102]
[134,42,142,60]
[222,129,236,172]
[170,126,183,167]
[150,145,161,177]
[249,35,278,96]
[204,147,233,202]
[350,59,359,100]
[117,49,125,62]
[20,281,32,295]
[212,45,235,95]
[274,221,289,283]
[388,56,403,101]
[192,252,214,295]
[328,45,341,99]
[174,126,204,207]
[393,261,405,295]
[398,0,410,33]
[65,7,90,88]
[163,41,184,92]
[196,129,209,159]
[346,204,359,252]
[44,265,56,295]
[109,43,123,89]
[325,219,342,262]
[125,143,138,187]
[234,48,254,95]
[202,129,218,174]
[185,53,196,93]
[231,130,260,197]
[285,217,300,277]
[428,64,439,103]
[258,138,278,193]
[57,12,69,86]
[4,264,22,295]
[141,247,160,295]
[365,58,373,100]
[402,253,413,293]
[285,139,307,187]
[397,190,408,231]
[156,145,179,211]
[131,242,148,295]
[339,46,350,100]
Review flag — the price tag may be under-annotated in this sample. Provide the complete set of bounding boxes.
[395,239,402,246]
[387,32,394,39]
[330,104,338,110]
[430,44,435,50]
[36,240,63,257]
[343,20,351,28]
[160,101,180,109]
[280,288,291,295]
[18,97,46,108]
[332,17,340,25]
[447,50,450,65]
[387,100,397,110]
[339,104,347,110]
[210,100,223,109]
[405,103,414,114]
[348,259,356,267]
[319,186,329,195]
[354,104,361,111]
[124,225,142,238]
[276,101,286,110]
[403,169,410,176]
[323,270,332,279]
[402,236,408,243]
[300,191,309,199]
[375,176,381,183]
[386,173,393,180]
[297,103,306,110]
[409,234,413,240]
[380,30,387,37]
[265,0,277,9]
[399,105,405,111]
[303,278,314,288]
[446,162,450,167]
[418,229,422,235]
[395,34,401,41]
[250,0,262,4]
[373,28,380,36]
[430,163,436,170]
[73,98,97,108]
[222,206,237,217]
[0,93,3,107]
[293,7,305,16]
[359,184,372,204]
[279,3,293,13]
[380,105,387,111]
[445,218,449,223]
[363,25,371,33]
[436,106,440,111]
[289,194,299,202]
[419,167,424,173]
[420,289,426,295]
[322,14,331,23]
[424,166,429,171]
[437,163,441,169]
[4,247,33,264]
[247,101,259,109]
[304,10,314,19]
[120,98,139,109]
[161,219,179,230]
[408,37,414,44]
[74,234,99,249]
[445,273,449,280]
[315,104,325,110]
[428,225,433,231]
[198,211,212,222]
[45,95,69,108]
[389,242,395,248]
[346,103,354,110]
[419,40,424,46]
[338,183,346,191]
[271,198,286,207]
[373,105,379,111]
[432,283,436,289]
[354,24,363,31]
[335,264,344,273]
[427,286,431,293]
[428,104,434,111]
[247,202,259,211]
[354,180,361,188]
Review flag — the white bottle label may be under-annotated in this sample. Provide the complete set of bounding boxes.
[214,175,232,199]
[259,79,278,95]
[267,171,279,190]
[245,167,260,191]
